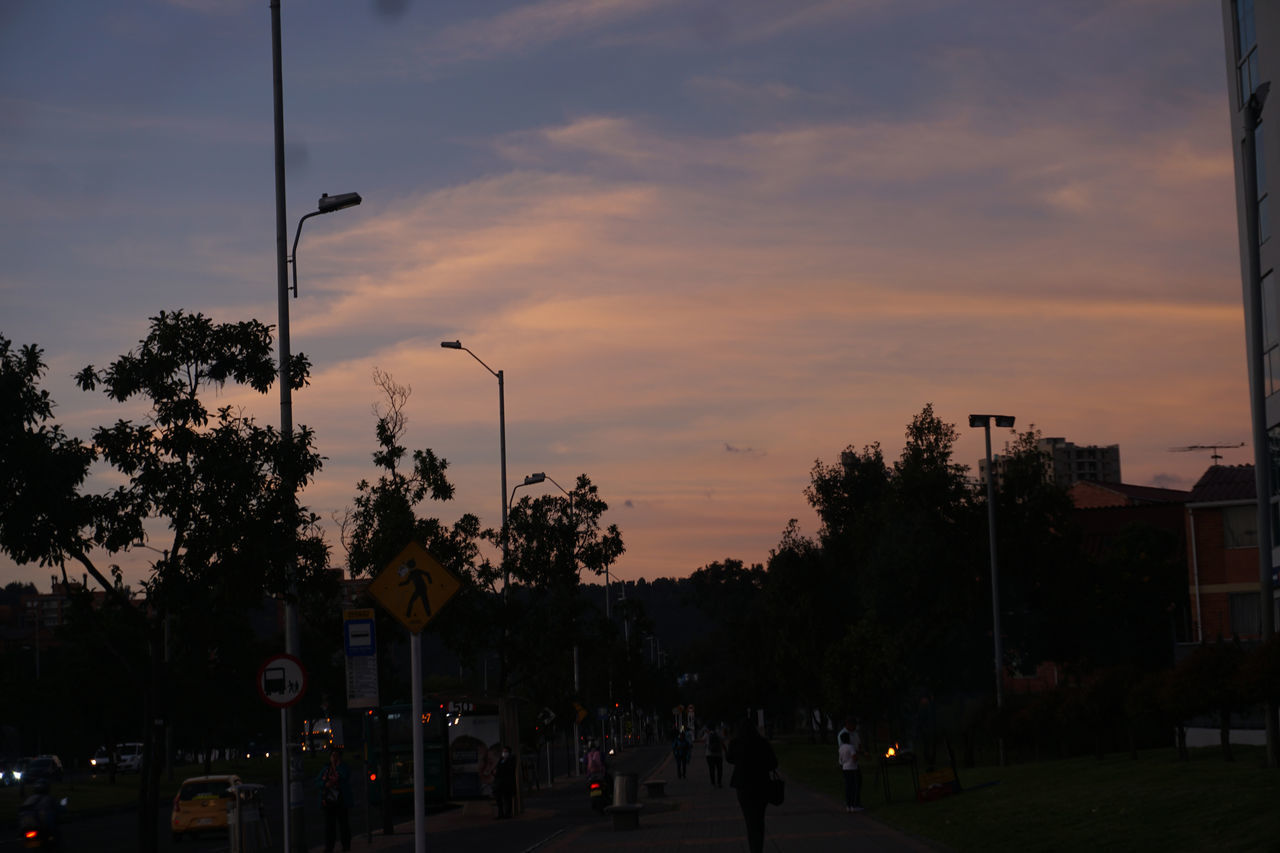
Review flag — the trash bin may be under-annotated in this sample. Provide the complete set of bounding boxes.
[613,773,637,806]
[228,782,270,853]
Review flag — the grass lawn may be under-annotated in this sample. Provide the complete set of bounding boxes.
[776,741,1280,853]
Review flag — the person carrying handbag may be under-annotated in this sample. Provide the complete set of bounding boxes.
[726,718,779,853]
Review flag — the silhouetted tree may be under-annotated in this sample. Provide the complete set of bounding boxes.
[2,312,329,853]
[339,368,486,696]
[503,474,625,716]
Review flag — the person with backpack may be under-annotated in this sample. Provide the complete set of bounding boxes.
[705,724,725,787]
[672,727,692,779]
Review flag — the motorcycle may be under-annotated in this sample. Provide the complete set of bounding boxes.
[587,772,612,814]
[17,786,66,849]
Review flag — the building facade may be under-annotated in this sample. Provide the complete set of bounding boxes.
[978,437,1121,486]
[1221,0,1280,626]
[1184,465,1271,641]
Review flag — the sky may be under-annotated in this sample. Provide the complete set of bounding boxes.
[0,0,1251,591]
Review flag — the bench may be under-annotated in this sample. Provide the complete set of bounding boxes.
[643,779,667,797]
[604,803,643,830]
[917,767,961,802]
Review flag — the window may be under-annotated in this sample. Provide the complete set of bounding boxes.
[1270,425,1280,491]
[1264,273,1280,396]
[1238,0,1257,58]
[1224,505,1258,548]
[1259,123,1270,245]
[1237,0,1259,107]
[1230,591,1261,636]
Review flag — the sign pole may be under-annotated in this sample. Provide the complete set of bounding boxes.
[281,707,289,853]
[367,540,465,853]
[411,631,426,853]
[256,653,307,853]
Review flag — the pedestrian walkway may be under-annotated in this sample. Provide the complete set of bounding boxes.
[537,750,945,853]
[310,744,945,852]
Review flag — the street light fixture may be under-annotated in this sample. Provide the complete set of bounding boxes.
[290,192,362,297]
[969,412,1014,766]
[442,338,517,806]
[441,340,508,595]
[279,189,363,651]
[518,471,584,773]
[276,190,361,851]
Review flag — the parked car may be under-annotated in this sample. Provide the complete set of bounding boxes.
[241,740,271,760]
[25,755,63,783]
[116,742,143,773]
[89,746,114,774]
[171,774,241,842]
[7,758,30,786]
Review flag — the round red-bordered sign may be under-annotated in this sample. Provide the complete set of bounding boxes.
[257,653,308,709]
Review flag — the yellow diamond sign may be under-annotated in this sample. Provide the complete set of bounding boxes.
[368,541,461,633]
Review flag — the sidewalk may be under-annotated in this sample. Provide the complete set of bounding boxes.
[536,751,946,853]
[310,745,946,852]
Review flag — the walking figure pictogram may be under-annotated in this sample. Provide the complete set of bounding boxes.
[397,558,433,619]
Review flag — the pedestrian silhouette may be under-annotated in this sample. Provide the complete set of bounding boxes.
[397,558,433,619]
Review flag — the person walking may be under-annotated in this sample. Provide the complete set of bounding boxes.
[838,730,863,811]
[493,744,517,819]
[317,748,352,853]
[705,723,725,787]
[726,718,778,853]
[672,727,692,779]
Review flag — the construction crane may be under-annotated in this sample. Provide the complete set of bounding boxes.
[1168,442,1245,463]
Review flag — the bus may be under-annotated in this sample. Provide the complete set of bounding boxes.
[362,704,449,806]
[361,697,502,804]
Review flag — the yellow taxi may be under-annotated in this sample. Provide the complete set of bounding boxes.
[170,774,240,841]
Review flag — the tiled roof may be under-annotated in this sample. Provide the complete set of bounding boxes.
[1069,480,1189,508]
[1187,464,1256,503]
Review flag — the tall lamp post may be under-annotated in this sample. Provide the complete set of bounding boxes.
[441,341,508,593]
[274,190,360,852]
[520,472,582,772]
[442,339,517,806]
[969,413,1014,767]
[270,3,365,847]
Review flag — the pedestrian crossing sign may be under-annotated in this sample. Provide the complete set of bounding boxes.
[368,541,462,633]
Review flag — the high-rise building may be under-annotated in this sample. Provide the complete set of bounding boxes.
[1222,0,1280,568]
[1038,437,1122,486]
[977,437,1121,487]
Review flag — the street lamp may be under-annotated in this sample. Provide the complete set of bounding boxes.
[441,341,508,595]
[276,191,361,851]
[969,412,1014,766]
[280,188,363,620]
[520,471,571,503]
[519,472,584,773]
[442,339,517,806]
[290,193,362,297]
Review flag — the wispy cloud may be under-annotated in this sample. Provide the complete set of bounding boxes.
[421,0,679,66]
